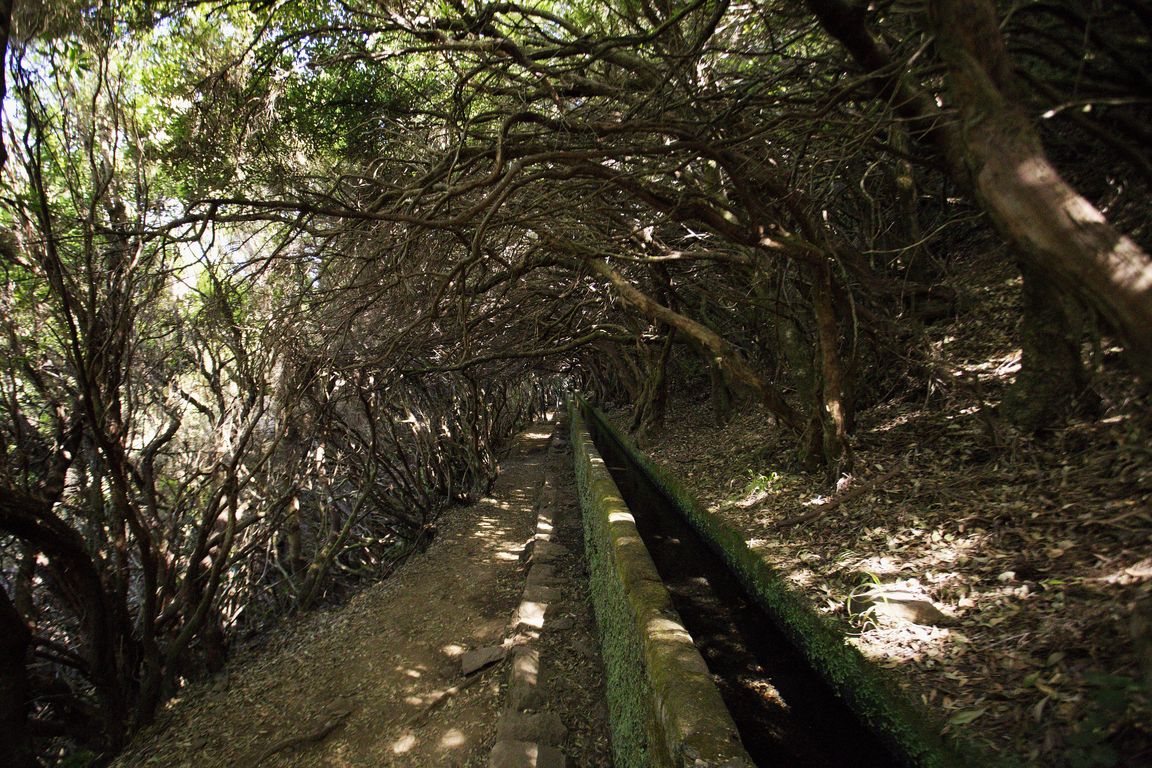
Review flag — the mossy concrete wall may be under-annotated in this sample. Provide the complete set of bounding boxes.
[570,406,753,768]
[581,401,1013,768]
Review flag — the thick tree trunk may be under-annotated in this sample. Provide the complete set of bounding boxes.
[0,588,36,768]
[707,356,734,427]
[811,263,853,476]
[0,489,128,752]
[0,0,10,173]
[773,306,824,469]
[807,0,1152,382]
[1004,260,1097,432]
[930,0,1152,381]
[889,123,937,284]
[630,331,673,441]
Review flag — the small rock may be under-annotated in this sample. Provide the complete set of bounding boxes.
[496,711,568,746]
[508,647,544,711]
[514,597,551,632]
[522,585,561,604]
[527,564,563,587]
[871,599,954,626]
[547,616,575,631]
[462,645,507,675]
[528,541,569,565]
[847,588,955,626]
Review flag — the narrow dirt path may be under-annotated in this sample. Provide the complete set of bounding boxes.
[117,423,566,768]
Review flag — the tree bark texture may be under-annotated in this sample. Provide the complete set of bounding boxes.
[630,330,673,441]
[0,587,37,768]
[0,0,11,172]
[929,0,1152,382]
[811,263,853,475]
[807,0,1152,382]
[1004,259,1096,432]
[0,489,130,751]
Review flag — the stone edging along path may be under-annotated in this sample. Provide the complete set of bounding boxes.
[456,422,580,768]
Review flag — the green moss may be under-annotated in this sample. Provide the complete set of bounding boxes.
[572,405,665,768]
[580,400,1017,768]
[570,404,752,768]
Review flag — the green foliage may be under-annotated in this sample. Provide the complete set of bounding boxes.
[742,469,779,496]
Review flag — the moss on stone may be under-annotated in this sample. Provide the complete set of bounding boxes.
[570,404,753,768]
[581,401,1016,768]
[572,406,665,768]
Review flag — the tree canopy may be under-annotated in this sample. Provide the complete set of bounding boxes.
[0,0,1148,763]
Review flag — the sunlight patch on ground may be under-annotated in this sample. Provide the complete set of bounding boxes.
[391,732,417,754]
[441,643,465,657]
[786,568,816,587]
[874,411,918,432]
[950,350,1021,380]
[470,513,529,563]
[853,624,954,666]
[853,555,903,577]
[845,530,983,576]
[1094,556,1152,585]
[439,728,467,748]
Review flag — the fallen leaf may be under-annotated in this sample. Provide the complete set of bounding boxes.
[949,708,987,726]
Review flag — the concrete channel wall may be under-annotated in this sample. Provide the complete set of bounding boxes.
[581,402,1004,768]
[570,406,754,768]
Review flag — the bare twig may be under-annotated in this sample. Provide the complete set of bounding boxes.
[252,708,352,763]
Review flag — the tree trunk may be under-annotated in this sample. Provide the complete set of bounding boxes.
[0,588,36,768]
[707,355,734,427]
[929,0,1152,382]
[1003,259,1097,432]
[0,489,129,752]
[889,122,937,284]
[0,0,11,173]
[807,0,1152,382]
[811,263,853,476]
[630,330,673,441]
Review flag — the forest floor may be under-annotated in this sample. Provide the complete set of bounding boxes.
[626,249,1152,766]
[114,422,611,768]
